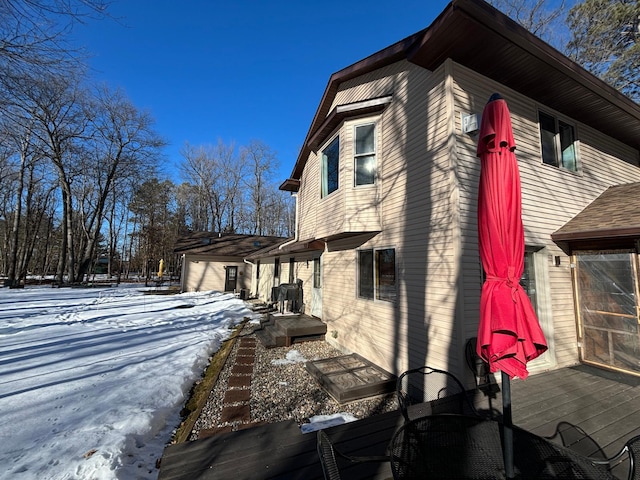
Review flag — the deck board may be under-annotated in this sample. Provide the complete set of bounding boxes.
[159,364,640,480]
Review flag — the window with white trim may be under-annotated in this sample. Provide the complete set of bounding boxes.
[358,248,396,302]
[539,111,578,171]
[321,136,340,198]
[354,123,376,186]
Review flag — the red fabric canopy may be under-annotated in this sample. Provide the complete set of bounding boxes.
[476,97,547,380]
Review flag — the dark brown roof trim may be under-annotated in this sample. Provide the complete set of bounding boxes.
[287,30,426,181]
[552,227,640,243]
[244,238,325,259]
[285,0,640,184]
[279,178,300,192]
[308,95,393,152]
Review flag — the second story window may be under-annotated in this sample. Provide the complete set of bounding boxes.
[539,111,578,171]
[321,136,340,198]
[354,123,376,186]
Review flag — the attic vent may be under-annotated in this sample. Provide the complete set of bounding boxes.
[253,241,261,247]
[201,238,211,245]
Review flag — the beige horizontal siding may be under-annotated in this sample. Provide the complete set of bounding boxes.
[321,62,468,377]
[287,56,640,384]
[183,255,250,293]
[451,61,640,374]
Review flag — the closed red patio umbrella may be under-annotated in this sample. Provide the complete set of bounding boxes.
[476,93,548,478]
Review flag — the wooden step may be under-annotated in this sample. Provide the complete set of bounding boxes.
[255,315,327,348]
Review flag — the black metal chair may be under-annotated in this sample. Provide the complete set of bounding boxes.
[544,421,607,459]
[592,434,640,480]
[388,414,504,479]
[464,337,501,419]
[465,337,491,387]
[316,429,389,480]
[396,366,479,422]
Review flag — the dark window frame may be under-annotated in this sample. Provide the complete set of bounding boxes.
[321,135,340,198]
[539,110,578,172]
[358,247,396,303]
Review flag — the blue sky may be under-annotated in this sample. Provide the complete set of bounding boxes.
[70,1,451,183]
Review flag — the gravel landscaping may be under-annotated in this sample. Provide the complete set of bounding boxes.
[191,321,398,439]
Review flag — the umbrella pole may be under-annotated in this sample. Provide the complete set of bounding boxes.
[502,371,514,479]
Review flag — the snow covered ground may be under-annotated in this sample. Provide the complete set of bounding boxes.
[0,285,259,480]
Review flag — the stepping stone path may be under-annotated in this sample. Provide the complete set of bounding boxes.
[198,336,264,438]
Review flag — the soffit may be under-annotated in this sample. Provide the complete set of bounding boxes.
[284,0,640,185]
[408,0,640,152]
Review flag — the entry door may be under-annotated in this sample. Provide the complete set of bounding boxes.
[311,256,322,318]
[224,266,238,292]
[575,252,640,375]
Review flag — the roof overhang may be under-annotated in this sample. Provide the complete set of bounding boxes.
[280,239,326,254]
[245,238,326,260]
[308,95,393,152]
[551,182,640,254]
[284,0,640,184]
[279,178,300,192]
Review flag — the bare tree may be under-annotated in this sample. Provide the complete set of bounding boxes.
[180,142,219,231]
[74,84,164,280]
[180,139,246,233]
[128,178,175,282]
[242,140,278,235]
[28,72,87,283]
[2,114,39,286]
[0,0,109,75]
[1,69,87,283]
[566,0,639,101]
[487,0,572,49]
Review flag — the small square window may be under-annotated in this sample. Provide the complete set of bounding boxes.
[358,248,396,302]
[539,111,577,171]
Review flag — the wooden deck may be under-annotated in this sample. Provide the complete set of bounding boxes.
[254,313,327,347]
[158,364,640,480]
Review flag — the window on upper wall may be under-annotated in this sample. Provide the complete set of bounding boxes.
[321,136,340,198]
[354,123,376,186]
[539,111,578,171]
[358,248,396,302]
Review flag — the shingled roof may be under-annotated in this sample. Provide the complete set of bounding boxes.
[551,182,640,253]
[173,233,289,257]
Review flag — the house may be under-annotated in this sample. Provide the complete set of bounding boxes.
[174,232,288,294]
[250,0,640,383]
[245,238,326,316]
